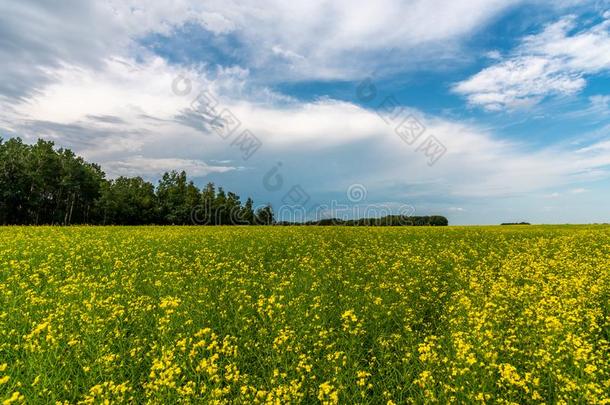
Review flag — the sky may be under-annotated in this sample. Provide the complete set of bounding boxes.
[1,0,610,225]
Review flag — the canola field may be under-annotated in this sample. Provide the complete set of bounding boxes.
[0,225,609,404]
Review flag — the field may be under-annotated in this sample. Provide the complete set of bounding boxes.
[0,226,609,404]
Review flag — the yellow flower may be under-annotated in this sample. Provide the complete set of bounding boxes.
[318,382,339,404]
[3,391,24,405]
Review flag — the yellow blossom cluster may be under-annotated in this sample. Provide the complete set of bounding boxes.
[0,225,609,403]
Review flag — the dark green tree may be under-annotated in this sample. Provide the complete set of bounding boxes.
[214,187,227,225]
[157,170,188,224]
[241,197,255,225]
[99,177,157,225]
[255,204,275,225]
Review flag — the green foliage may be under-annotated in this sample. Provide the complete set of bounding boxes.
[98,177,157,225]
[255,204,275,225]
[0,138,103,225]
[0,138,268,226]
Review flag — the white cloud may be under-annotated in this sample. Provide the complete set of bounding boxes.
[2,0,610,214]
[589,95,610,115]
[0,0,528,98]
[169,0,526,81]
[15,58,189,123]
[454,14,610,110]
[485,50,503,60]
[103,156,237,179]
[3,52,610,199]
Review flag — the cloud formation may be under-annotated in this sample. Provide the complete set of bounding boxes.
[4,54,610,201]
[1,0,609,224]
[454,14,610,110]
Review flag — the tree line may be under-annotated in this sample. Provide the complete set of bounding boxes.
[283,215,448,226]
[0,138,273,225]
[0,137,448,226]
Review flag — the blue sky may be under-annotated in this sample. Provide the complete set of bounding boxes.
[1,0,610,224]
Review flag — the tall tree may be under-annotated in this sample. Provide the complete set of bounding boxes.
[214,187,227,225]
[197,182,216,225]
[157,170,189,224]
[226,191,242,224]
[241,197,255,225]
[99,177,157,225]
[255,204,275,225]
[0,138,30,224]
